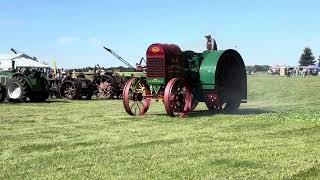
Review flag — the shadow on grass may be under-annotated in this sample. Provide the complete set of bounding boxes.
[1,100,71,104]
[86,98,122,101]
[152,108,273,118]
[189,108,273,117]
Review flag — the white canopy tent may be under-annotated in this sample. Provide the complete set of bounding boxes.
[0,53,49,70]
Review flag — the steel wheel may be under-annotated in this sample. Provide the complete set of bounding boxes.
[97,81,113,99]
[164,78,192,117]
[64,84,76,99]
[123,78,151,116]
[204,90,241,114]
[60,81,78,100]
[219,90,241,113]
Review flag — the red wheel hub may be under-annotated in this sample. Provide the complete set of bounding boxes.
[122,78,151,116]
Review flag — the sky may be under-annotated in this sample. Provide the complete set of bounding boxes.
[0,0,319,68]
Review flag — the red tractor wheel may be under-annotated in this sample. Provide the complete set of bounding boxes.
[123,78,151,116]
[97,81,113,99]
[164,78,192,117]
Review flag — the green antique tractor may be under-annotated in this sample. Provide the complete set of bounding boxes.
[0,60,49,102]
[122,37,247,117]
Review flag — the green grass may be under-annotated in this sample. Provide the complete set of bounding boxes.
[1,75,320,179]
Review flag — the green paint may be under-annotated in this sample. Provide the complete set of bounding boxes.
[151,84,162,94]
[147,77,165,85]
[199,50,225,89]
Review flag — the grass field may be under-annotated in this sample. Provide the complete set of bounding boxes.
[1,75,320,179]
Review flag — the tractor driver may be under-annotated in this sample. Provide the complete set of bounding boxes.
[205,35,217,51]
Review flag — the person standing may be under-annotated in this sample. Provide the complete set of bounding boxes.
[205,35,217,51]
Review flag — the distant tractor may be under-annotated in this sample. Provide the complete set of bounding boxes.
[58,74,95,100]
[92,71,128,99]
[0,60,49,102]
[101,46,145,98]
[122,36,247,117]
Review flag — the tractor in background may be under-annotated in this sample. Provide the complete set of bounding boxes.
[100,46,145,98]
[58,73,95,100]
[122,36,247,117]
[0,60,49,102]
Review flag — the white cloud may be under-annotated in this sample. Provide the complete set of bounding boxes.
[58,36,80,45]
[88,37,105,47]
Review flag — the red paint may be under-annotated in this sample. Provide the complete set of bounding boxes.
[146,43,183,79]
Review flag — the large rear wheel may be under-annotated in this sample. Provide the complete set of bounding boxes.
[164,78,192,117]
[29,77,49,102]
[204,90,241,114]
[123,78,151,116]
[190,93,199,112]
[6,76,28,102]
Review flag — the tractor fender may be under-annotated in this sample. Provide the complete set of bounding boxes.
[199,49,247,100]
[11,73,33,90]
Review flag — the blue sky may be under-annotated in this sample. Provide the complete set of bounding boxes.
[0,0,319,68]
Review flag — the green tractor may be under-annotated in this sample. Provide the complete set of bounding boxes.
[122,36,247,117]
[0,60,49,102]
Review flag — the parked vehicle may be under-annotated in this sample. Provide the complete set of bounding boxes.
[0,60,49,102]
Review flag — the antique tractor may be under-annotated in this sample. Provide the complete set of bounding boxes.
[92,72,128,99]
[0,61,49,102]
[122,39,247,117]
[59,74,95,100]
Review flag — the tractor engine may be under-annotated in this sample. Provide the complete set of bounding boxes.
[146,44,184,84]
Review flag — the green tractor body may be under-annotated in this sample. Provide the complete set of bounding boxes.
[0,63,49,102]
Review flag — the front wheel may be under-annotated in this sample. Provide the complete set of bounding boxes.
[60,81,79,100]
[123,78,151,116]
[164,78,192,117]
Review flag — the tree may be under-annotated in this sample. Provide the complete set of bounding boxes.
[253,65,270,72]
[318,56,320,67]
[299,47,316,66]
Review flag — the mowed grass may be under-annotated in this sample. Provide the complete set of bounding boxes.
[1,75,320,179]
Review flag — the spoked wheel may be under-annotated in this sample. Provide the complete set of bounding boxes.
[123,78,151,116]
[60,81,78,100]
[164,78,192,117]
[0,83,6,102]
[97,81,113,99]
